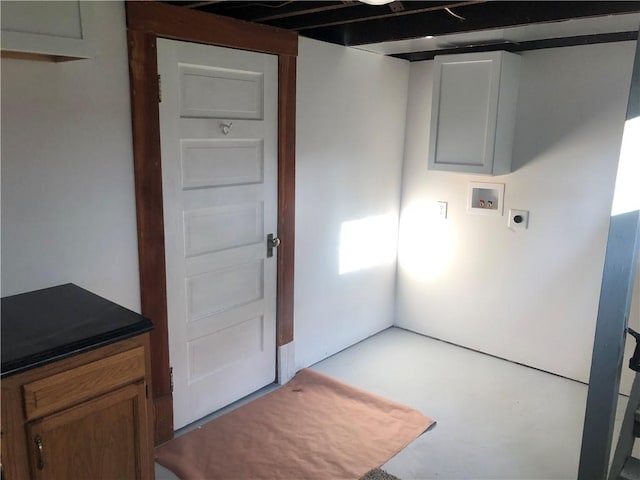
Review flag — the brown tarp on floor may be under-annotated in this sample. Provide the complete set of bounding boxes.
[156,368,435,480]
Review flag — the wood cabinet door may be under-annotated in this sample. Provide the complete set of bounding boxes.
[26,382,152,480]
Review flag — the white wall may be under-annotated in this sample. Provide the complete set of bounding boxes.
[294,37,409,370]
[1,1,140,311]
[396,42,636,383]
[3,1,634,390]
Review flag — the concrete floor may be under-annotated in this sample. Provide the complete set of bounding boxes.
[156,327,631,479]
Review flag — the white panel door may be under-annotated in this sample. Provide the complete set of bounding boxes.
[157,39,278,429]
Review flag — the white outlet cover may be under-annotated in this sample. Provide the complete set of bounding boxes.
[437,201,448,219]
[508,209,529,230]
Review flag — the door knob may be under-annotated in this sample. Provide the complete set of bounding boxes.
[220,121,233,135]
[267,233,280,258]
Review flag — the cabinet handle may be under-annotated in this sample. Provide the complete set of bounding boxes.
[34,435,45,470]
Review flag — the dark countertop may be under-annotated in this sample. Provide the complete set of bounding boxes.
[1,283,153,378]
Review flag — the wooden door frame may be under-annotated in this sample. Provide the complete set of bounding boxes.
[126,1,297,445]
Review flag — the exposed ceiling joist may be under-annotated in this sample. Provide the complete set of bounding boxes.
[301,1,640,46]
[252,2,359,22]
[392,30,640,61]
[161,1,640,58]
[276,1,484,31]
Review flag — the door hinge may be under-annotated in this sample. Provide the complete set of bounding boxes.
[169,366,174,393]
[145,383,149,399]
[157,74,162,103]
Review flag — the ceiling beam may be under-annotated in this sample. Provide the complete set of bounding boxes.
[183,1,225,7]
[300,1,640,46]
[391,31,640,62]
[196,1,347,23]
[253,2,359,22]
[270,1,485,31]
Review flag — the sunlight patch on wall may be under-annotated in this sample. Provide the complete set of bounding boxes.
[398,201,456,281]
[339,213,398,275]
[611,116,640,216]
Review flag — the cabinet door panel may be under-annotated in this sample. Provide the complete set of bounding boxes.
[0,1,94,59]
[427,51,519,175]
[436,59,495,167]
[429,53,501,174]
[26,382,151,480]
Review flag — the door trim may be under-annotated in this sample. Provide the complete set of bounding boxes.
[126,2,297,445]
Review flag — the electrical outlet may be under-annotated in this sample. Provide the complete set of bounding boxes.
[508,209,529,230]
[437,201,448,219]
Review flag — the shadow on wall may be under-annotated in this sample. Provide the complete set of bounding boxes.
[511,47,631,173]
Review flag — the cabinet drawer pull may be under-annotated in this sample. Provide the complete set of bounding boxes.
[34,434,45,470]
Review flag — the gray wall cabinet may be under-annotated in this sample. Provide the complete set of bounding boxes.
[428,51,520,175]
[1,1,94,60]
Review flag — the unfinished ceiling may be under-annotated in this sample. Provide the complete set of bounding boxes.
[165,1,640,59]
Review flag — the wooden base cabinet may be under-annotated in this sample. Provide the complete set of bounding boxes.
[1,335,154,480]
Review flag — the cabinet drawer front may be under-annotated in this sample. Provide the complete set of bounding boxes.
[23,347,146,420]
